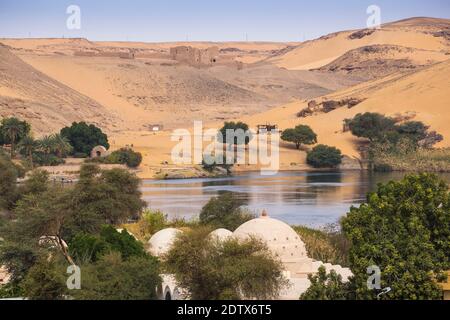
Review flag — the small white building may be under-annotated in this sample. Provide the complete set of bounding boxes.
[90,145,109,158]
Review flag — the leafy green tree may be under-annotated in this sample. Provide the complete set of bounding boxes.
[219,121,252,145]
[92,148,142,168]
[0,242,39,285]
[140,210,168,237]
[281,125,317,150]
[99,226,146,260]
[60,122,109,156]
[12,186,75,264]
[0,118,30,158]
[0,154,19,210]
[199,193,254,231]
[21,256,68,300]
[395,121,428,143]
[69,226,146,263]
[300,266,349,300]
[18,135,37,167]
[36,135,55,155]
[51,134,73,158]
[306,144,342,168]
[18,169,50,196]
[68,164,145,235]
[341,173,450,300]
[164,227,288,300]
[68,232,109,264]
[348,113,396,141]
[71,252,161,300]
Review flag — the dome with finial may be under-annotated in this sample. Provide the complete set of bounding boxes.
[233,211,310,272]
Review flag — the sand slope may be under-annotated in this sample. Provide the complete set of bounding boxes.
[244,59,450,159]
[0,44,119,135]
[268,17,450,70]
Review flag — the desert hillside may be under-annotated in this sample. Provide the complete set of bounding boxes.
[267,17,450,71]
[0,39,360,133]
[0,44,120,134]
[318,44,449,79]
[0,17,449,177]
[244,59,450,160]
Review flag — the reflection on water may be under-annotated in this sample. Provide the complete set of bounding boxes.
[141,171,450,227]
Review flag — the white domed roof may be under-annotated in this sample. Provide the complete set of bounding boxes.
[148,228,181,257]
[233,215,308,262]
[209,228,233,242]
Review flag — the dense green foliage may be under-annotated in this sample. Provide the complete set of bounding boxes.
[306,144,342,168]
[341,173,450,300]
[0,153,19,210]
[60,122,109,155]
[281,125,317,150]
[219,121,252,145]
[19,228,160,300]
[164,227,288,300]
[0,118,31,157]
[347,113,445,172]
[300,266,349,300]
[71,252,160,300]
[21,256,68,300]
[89,147,143,168]
[69,226,146,263]
[0,163,159,300]
[348,113,396,141]
[199,193,254,231]
[69,164,146,234]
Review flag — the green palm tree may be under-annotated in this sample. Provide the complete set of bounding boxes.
[37,135,55,155]
[18,135,37,167]
[51,134,73,158]
[3,118,23,158]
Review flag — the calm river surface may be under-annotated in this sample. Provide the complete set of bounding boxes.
[141,171,450,227]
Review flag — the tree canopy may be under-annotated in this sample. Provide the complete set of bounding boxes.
[341,173,450,300]
[164,227,288,300]
[306,144,342,168]
[0,164,157,300]
[60,122,109,156]
[199,192,254,231]
[281,125,317,150]
[218,122,252,145]
[300,266,349,300]
[0,117,31,157]
[348,113,396,141]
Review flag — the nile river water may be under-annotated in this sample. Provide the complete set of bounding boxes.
[141,171,450,227]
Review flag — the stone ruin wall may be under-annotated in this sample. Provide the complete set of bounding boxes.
[170,45,243,69]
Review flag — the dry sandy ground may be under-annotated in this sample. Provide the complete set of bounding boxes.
[1,17,449,178]
[267,17,450,70]
[111,58,450,178]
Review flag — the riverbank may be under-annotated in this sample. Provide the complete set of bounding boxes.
[140,170,450,226]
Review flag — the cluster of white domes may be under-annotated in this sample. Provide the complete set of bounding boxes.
[147,212,352,299]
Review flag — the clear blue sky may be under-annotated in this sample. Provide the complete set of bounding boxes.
[0,0,449,42]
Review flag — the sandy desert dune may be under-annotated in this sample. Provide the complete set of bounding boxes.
[0,17,449,177]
